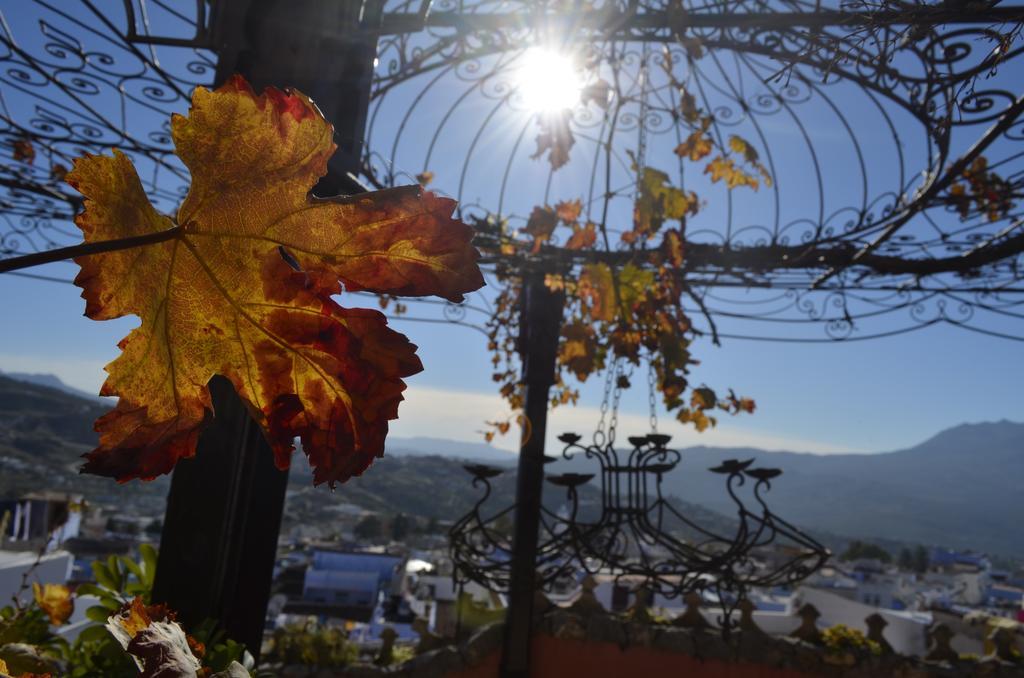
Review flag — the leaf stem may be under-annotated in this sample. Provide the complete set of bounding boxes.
[0,226,181,274]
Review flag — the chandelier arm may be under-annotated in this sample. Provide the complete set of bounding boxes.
[638,501,717,566]
[537,507,573,559]
[657,499,738,550]
[740,509,779,551]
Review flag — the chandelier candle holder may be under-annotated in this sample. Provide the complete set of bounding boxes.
[450,432,829,629]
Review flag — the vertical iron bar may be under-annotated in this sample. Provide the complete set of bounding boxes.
[151,0,380,656]
[500,270,565,677]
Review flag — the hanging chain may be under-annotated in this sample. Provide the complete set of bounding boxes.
[593,359,617,447]
[647,360,659,433]
[608,361,631,447]
[596,43,652,449]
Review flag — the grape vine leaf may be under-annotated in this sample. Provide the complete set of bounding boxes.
[674,130,712,162]
[532,110,575,170]
[565,222,597,250]
[523,205,559,254]
[948,156,1013,222]
[32,583,73,626]
[69,76,484,486]
[625,167,698,244]
[559,321,603,381]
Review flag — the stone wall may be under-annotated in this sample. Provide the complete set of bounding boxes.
[269,596,1024,677]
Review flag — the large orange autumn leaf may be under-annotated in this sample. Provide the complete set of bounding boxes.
[69,76,484,486]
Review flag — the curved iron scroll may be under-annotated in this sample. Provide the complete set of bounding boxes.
[365,0,1024,343]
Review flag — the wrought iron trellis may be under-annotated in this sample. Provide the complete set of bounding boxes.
[363,0,1024,343]
[0,0,214,268]
[450,432,828,629]
[3,2,1024,341]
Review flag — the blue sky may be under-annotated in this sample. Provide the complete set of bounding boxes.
[3,258,1022,455]
[2,1,1022,456]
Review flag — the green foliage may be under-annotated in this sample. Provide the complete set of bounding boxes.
[190,618,253,673]
[61,623,140,678]
[838,540,891,563]
[822,624,881,656]
[387,644,415,666]
[80,552,147,673]
[0,605,64,674]
[897,547,913,571]
[895,545,929,573]
[265,621,358,667]
[644,609,674,625]
[391,513,412,541]
[0,605,55,648]
[0,545,256,677]
[0,590,135,677]
[912,545,929,573]
[455,593,505,632]
[75,543,158,625]
[354,514,383,541]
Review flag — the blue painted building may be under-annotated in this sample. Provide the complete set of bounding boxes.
[289,550,405,622]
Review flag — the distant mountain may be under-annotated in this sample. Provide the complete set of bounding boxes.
[385,436,517,464]
[605,420,1024,557]
[0,371,103,402]
[1,372,1020,556]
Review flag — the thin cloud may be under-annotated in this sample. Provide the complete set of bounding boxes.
[395,385,863,455]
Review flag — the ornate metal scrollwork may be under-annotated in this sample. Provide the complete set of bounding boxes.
[0,0,213,258]
[2,1,1022,343]
[363,0,1024,343]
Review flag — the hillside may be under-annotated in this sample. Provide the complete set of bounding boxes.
[0,373,169,514]
[385,436,517,464]
[0,374,741,539]
[0,373,1020,556]
[0,370,103,402]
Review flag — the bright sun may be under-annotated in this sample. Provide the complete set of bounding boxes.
[516,48,584,113]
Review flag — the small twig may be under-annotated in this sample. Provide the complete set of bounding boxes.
[12,538,49,612]
[11,507,77,611]
[0,226,180,274]
[682,283,721,346]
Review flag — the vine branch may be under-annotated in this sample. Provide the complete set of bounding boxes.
[480,226,1024,280]
[0,226,181,274]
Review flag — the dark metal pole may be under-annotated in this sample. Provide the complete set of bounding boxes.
[500,271,565,677]
[151,0,380,655]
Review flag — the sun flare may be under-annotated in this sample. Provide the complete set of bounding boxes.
[516,48,584,113]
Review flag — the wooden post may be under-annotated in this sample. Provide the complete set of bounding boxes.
[151,0,380,655]
[500,270,565,677]
[151,377,288,654]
